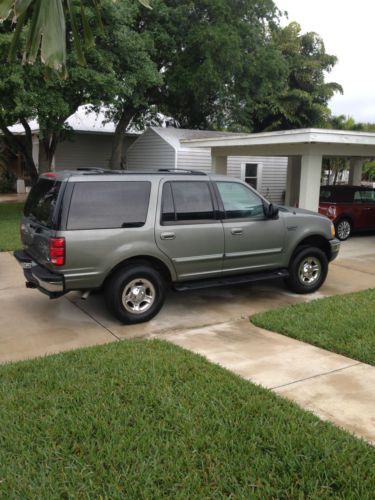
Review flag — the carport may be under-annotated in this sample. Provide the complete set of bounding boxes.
[180,128,375,211]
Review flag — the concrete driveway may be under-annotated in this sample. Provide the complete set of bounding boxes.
[1,236,375,442]
[1,235,374,363]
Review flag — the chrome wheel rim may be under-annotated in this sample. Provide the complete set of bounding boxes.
[298,257,321,285]
[337,220,351,240]
[122,278,155,314]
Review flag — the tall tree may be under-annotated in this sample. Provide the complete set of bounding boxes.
[253,22,343,131]
[0,16,116,181]
[94,0,162,169]
[103,0,288,167]
[143,0,285,131]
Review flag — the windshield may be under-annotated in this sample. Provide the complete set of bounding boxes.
[24,179,61,228]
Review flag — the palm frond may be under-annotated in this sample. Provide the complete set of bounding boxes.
[0,0,153,77]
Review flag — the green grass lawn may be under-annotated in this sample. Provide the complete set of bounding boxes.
[252,289,375,366]
[1,341,375,498]
[0,202,23,251]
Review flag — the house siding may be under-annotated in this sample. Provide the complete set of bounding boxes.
[178,148,287,204]
[177,148,212,174]
[54,134,137,171]
[127,129,176,170]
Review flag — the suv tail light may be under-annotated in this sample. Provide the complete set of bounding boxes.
[49,237,65,266]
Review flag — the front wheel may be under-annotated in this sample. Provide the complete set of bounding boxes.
[104,265,166,324]
[335,218,352,241]
[285,247,328,294]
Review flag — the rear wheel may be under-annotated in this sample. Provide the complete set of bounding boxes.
[285,247,328,294]
[104,265,166,324]
[335,218,352,241]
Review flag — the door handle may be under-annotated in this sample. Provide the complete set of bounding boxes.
[160,232,176,240]
[231,228,243,235]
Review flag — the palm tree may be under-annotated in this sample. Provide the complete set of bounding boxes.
[0,0,151,77]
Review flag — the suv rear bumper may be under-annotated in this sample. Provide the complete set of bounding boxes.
[329,238,340,262]
[14,250,65,298]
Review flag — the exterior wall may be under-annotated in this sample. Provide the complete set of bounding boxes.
[127,128,176,170]
[177,148,212,174]
[178,148,287,204]
[54,134,137,171]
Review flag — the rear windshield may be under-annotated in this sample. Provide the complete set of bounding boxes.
[24,179,61,228]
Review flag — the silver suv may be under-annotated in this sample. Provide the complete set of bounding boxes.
[14,169,340,324]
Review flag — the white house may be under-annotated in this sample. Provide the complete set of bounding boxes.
[127,127,288,204]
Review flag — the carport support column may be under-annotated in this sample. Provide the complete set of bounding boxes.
[212,155,228,175]
[299,154,322,212]
[348,158,363,185]
[285,156,301,206]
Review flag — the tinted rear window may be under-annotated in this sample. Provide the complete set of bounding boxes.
[24,179,61,228]
[161,181,215,223]
[67,181,151,230]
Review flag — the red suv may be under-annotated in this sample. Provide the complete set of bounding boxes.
[319,185,375,240]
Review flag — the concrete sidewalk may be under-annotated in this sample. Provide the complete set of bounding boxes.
[157,319,375,445]
[0,193,27,203]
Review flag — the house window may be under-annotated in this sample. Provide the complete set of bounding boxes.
[243,163,258,189]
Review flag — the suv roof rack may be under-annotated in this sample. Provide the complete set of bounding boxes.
[76,167,107,172]
[73,168,208,176]
[157,169,207,176]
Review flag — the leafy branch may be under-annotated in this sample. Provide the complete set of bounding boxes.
[0,0,151,77]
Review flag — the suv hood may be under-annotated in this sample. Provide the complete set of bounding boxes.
[279,206,324,217]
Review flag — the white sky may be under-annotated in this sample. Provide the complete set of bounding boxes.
[276,0,375,122]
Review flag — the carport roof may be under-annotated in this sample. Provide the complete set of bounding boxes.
[179,128,375,158]
[180,128,375,148]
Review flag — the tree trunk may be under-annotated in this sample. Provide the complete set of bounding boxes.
[108,109,134,169]
[42,132,59,171]
[0,118,39,184]
[333,168,338,185]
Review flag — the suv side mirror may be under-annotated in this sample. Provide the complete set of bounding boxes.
[265,203,279,219]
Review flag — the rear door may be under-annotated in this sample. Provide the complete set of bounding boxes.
[357,189,375,228]
[214,181,285,274]
[62,179,152,290]
[21,178,62,267]
[155,180,224,280]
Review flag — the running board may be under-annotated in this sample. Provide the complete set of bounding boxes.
[173,269,289,292]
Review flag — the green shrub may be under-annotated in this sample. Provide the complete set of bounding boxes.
[0,168,17,193]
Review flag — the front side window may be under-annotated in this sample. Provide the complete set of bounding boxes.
[161,181,215,223]
[67,181,151,230]
[216,182,265,219]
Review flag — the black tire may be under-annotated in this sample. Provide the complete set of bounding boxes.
[104,264,166,324]
[285,247,328,294]
[335,218,352,241]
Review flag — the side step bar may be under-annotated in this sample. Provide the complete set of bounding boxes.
[173,268,289,292]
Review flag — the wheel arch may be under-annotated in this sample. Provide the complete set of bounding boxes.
[289,234,331,266]
[335,212,354,228]
[103,255,173,289]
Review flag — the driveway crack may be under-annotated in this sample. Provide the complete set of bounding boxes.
[333,262,375,276]
[65,297,121,341]
[270,362,363,390]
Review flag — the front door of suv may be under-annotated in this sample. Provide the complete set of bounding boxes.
[214,181,285,274]
[155,180,224,280]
